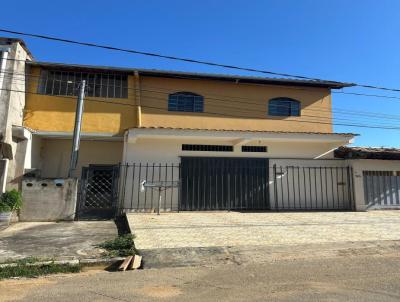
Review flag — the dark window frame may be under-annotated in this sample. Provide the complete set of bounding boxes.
[37,69,128,98]
[168,92,204,112]
[268,97,301,117]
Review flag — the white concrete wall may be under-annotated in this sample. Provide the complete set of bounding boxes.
[348,159,400,211]
[30,138,123,178]
[20,178,78,221]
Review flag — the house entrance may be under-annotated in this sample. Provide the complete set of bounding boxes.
[77,165,119,219]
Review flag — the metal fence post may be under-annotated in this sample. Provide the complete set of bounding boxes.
[273,164,279,210]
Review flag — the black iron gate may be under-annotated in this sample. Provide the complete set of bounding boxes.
[77,165,119,219]
[180,157,269,210]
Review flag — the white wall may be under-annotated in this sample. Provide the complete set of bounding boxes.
[0,41,32,191]
[124,137,340,164]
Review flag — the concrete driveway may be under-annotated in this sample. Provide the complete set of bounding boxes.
[128,211,400,250]
[0,221,117,262]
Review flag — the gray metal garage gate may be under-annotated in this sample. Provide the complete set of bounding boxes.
[180,157,269,210]
[363,171,400,208]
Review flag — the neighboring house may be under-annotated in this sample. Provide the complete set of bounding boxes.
[335,146,400,209]
[0,38,32,192]
[21,60,359,217]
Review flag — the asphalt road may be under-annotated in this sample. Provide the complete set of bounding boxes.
[2,252,400,302]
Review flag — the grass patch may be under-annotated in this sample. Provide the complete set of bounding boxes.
[0,261,80,280]
[97,234,137,257]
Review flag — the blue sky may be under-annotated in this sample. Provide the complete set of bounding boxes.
[2,0,400,146]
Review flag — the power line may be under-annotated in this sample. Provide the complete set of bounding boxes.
[3,86,400,131]
[3,72,400,124]
[0,28,346,83]
[4,56,400,105]
[4,28,400,93]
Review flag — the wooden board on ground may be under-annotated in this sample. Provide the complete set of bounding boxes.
[131,255,142,269]
[118,256,134,271]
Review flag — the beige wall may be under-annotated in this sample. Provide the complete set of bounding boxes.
[140,76,332,133]
[32,138,123,178]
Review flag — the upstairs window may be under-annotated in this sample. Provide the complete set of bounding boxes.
[268,97,301,116]
[38,69,128,98]
[168,92,204,112]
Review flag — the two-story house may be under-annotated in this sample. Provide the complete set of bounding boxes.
[22,60,356,217]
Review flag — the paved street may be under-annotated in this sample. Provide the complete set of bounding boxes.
[1,249,400,302]
[128,211,400,249]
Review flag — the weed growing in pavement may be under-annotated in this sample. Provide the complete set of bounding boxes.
[0,259,80,279]
[97,234,137,257]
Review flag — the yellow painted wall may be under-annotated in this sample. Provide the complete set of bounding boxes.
[24,66,138,134]
[24,66,333,134]
[140,77,333,133]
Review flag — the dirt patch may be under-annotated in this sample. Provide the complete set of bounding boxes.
[0,278,56,301]
[137,286,183,298]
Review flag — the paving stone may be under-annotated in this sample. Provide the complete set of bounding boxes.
[128,211,400,249]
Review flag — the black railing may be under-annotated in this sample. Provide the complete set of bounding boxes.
[116,163,354,212]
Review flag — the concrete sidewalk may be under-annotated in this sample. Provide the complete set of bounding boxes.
[0,221,117,263]
[128,211,400,249]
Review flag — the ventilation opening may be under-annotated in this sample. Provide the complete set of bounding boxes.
[41,183,48,187]
[182,144,233,152]
[242,146,268,153]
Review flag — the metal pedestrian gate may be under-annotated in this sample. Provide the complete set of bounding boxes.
[77,165,119,219]
[180,157,269,210]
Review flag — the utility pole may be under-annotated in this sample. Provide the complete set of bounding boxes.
[68,80,86,178]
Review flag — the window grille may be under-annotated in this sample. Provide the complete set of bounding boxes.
[168,92,204,112]
[241,146,268,152]
[268,97,301,116]
[182,144,233,152]
[37,69,128,98]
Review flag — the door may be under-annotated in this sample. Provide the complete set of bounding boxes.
[77,165,120,219]
[180,157,269,210]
